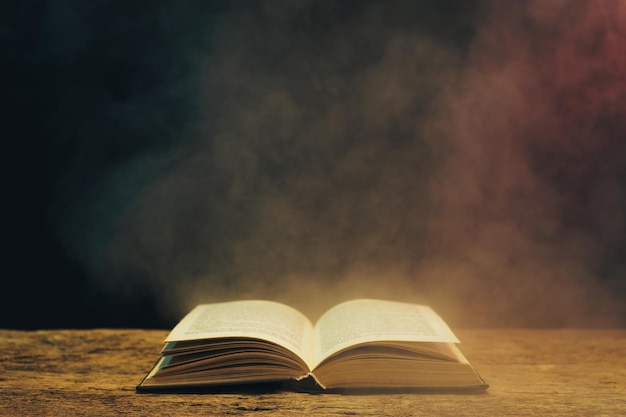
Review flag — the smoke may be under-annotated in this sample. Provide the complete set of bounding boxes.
[422,0,626,326]
[48,0,626,327]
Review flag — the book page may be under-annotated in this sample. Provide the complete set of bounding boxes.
[165,300,315,368]
[313,299,459,366]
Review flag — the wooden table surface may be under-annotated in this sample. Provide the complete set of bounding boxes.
[1,328,625,416]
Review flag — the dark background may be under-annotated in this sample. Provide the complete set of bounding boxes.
[3,0,626,330]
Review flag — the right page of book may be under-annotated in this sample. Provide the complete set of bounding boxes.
[313,299,460,367]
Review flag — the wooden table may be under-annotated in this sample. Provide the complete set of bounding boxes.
[1,329,625,416]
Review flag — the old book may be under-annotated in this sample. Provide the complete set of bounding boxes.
[136,299,488,392]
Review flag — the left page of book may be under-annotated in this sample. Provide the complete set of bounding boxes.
[165,300,316,369]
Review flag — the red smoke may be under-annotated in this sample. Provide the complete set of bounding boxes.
[425,0,626,326]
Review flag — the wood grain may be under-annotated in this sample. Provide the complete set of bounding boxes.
[1,329,625,416]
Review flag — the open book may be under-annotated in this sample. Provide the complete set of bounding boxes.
[137,299,487,392]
